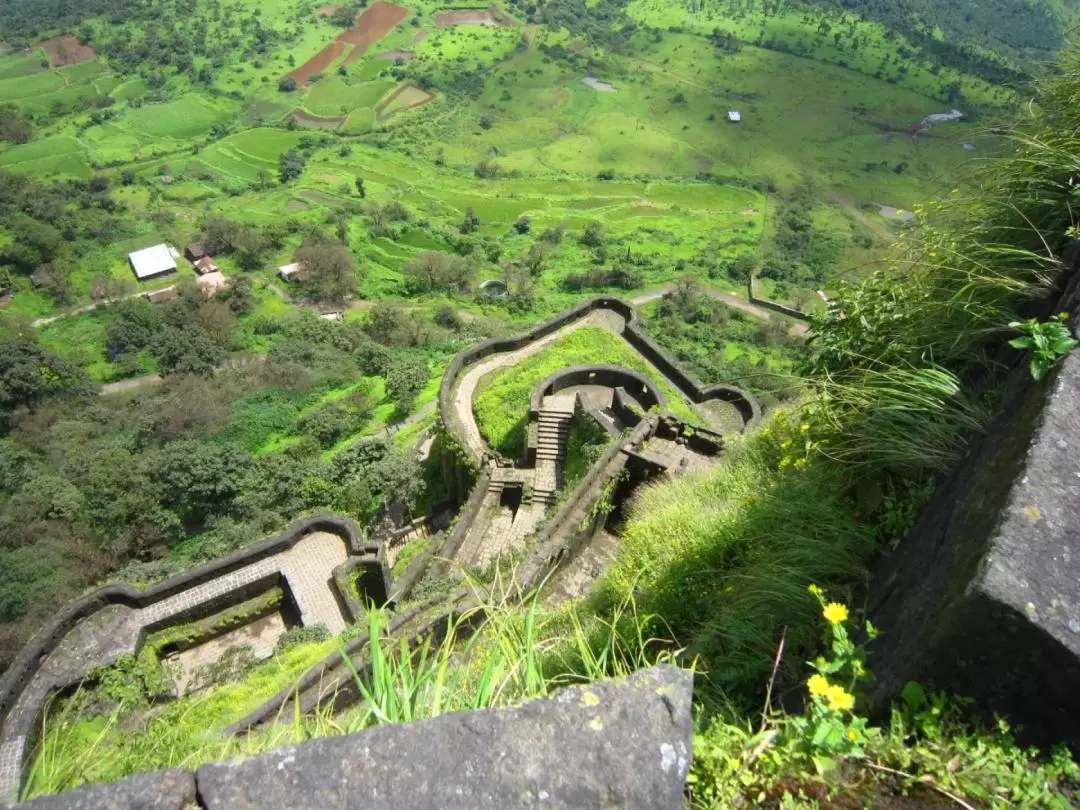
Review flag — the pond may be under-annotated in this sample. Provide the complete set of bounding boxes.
[583,76,617,93]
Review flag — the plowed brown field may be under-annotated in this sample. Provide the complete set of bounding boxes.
[287,3,408,82]
[41,35,96,66]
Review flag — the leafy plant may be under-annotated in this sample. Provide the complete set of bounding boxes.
[1009,315,1077,380]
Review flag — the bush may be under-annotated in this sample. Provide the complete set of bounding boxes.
[274,623,332,653]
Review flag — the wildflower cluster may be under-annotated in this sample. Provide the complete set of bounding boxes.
[788,585,877,774]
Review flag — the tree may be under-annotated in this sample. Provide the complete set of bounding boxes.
[279,148,307,182]
[278,76,298,92]
[0,340,96,423]
[514,215,531,234]
[150,326,224,376]
[524,243,547,277]
[580,221,605,247]
[355,176,366,198]
[402,251,472,293]
[294,237,358,303]
[385,354,429,413]
[142,439,251,526]
[0,104,33,144]
[460,207,481,234]
[106,298,164,355]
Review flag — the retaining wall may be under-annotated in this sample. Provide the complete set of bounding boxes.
[0,515,382,803]
[748,275,812,322]
[437,296,760,467]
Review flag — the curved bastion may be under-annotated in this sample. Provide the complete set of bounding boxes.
[0,294,762,804]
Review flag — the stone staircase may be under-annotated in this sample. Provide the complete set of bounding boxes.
[532,395,576,505]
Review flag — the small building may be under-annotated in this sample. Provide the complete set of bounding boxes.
[196,271,229,297]
[278,262,302,283]
[145,285,179,304]
[193,256,219,275]
[727,111,742,123]
[185,242,207,262]
[129,244,179,281]
[320,311,343,323]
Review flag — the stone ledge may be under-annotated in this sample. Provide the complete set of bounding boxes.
[6,666,692,810]
[1,769,195,810]
[869,291,1080,749]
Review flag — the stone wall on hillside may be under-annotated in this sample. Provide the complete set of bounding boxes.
[869,274,1080,750]
[3,666,692,810]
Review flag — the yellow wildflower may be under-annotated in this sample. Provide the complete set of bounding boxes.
[823,602,849,625]
[847,729,858,741]
[826,685,855,712]
[799,423,810,433]
[807,674,831,697]
[807,584,822,597]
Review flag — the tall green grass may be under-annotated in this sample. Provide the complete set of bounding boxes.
[24,591,673,800]
[593,433,874,699]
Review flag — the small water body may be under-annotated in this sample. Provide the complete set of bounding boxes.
[921,109,965,128]
[583,76,617,93]
[878,205,916,222]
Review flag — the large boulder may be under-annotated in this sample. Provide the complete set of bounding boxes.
[196,665,692,809]
[869,301,1080,750]
[8,665,693,810]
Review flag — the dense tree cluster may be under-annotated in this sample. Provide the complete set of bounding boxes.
[0,302,435,667]
[0,171,133,302]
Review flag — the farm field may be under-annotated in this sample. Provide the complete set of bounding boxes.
[3,0,1079,803]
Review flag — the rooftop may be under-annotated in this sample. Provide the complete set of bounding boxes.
[129,244,179,280]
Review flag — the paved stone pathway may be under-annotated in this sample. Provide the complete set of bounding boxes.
[452,310,617,460]
[0,531,350,803]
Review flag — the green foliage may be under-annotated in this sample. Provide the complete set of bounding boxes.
[278,148,306,183]
[385,354,429,414]
[688,590,1080,808]
[294,237,358,303]
[1009,314,1078,381]
[594,429,874,697]
[0,337,96,425]
[274,623,331,653]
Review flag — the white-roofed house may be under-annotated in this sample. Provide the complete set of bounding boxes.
[727,111,742,123]
[278,262,302,283]
[129,244,179,280]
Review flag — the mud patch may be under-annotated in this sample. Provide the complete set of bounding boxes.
[378,50,414,61]
[317,4,340,15]
[299,188,347,206]
[288,41,346,85]
[287,2,408,81]
[341,2,410,65]
[287,199,310,211]
[292,108,346,128]
[742,209,760,216]
[435,7,505,26]
[40,35,96,66]
[413,30,428,43]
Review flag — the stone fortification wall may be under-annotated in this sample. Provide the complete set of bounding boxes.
[748,274,812,321]
[5,666,692,810]
[0,516,383,803]
[437,296,759,467]
[869,271,1080,751]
